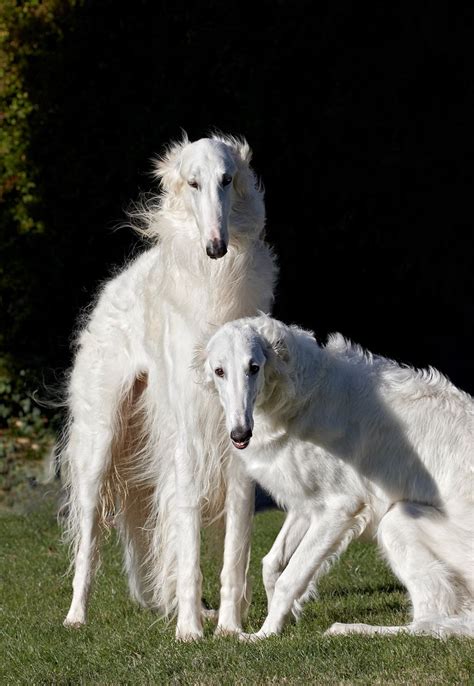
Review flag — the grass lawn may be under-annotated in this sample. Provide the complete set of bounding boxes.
[1,500,472,685]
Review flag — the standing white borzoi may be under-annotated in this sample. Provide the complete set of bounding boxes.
[61,135,277,640]
[202,315,474,639]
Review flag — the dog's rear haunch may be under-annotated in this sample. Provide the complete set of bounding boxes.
[204,315,473,639]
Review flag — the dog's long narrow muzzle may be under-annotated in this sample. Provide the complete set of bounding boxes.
[206,238,228,259]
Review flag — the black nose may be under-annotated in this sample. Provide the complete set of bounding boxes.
[206,238,228,259]
[230,427,252,443]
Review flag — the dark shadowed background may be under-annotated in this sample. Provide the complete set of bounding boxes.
[1,1,473,396]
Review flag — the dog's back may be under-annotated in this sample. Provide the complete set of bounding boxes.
[322,333,473,508]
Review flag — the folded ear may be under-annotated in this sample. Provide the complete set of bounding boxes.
[228,136,252,166]
[264,336,290,379]
[211,133,252,165]
[191,341,214,388]
[255,317,291,378]
[211,133,259,198]
[152,132,189,193]
[232,139,259,198]
[255,319,294,409]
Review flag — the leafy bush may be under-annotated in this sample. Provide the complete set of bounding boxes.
[0,0,79,232]
[0,354,56,506]
[0,0,80,356]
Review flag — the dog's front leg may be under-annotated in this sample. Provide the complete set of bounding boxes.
[216,456,255,636]
[240,507,355,640]
[262,510,310,609]
[174,440,204,641]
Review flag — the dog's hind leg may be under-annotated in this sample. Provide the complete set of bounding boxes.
[63,364,136,627]
[380,503,462,618]
[63,425,113,627]
[326,616,474,637]
[326,501,470,638]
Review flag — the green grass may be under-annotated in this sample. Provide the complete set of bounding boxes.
[1,504,472,685]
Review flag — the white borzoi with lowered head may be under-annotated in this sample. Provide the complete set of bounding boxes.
[202,315,474,639]
[62,135,277,640]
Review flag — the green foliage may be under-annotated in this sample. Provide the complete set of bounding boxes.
[0,354,55,507]
[1,507,472,684]
[0,0,81,354]
[0,0,78,233]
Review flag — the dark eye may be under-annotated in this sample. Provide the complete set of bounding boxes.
[215,367,225,378]
[222,173,232,187]
[188,180,199,189]
[249,364,260,375]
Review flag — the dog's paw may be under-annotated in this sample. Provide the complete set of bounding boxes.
[324,622,376,636]
[63,616,86,629]
[175,625,204,642]
[324,622,348,636]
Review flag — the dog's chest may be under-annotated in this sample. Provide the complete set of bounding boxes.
[242,437,319,508]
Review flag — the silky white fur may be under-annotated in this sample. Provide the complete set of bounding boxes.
[204,315,474,639]
[61,134,277,640]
